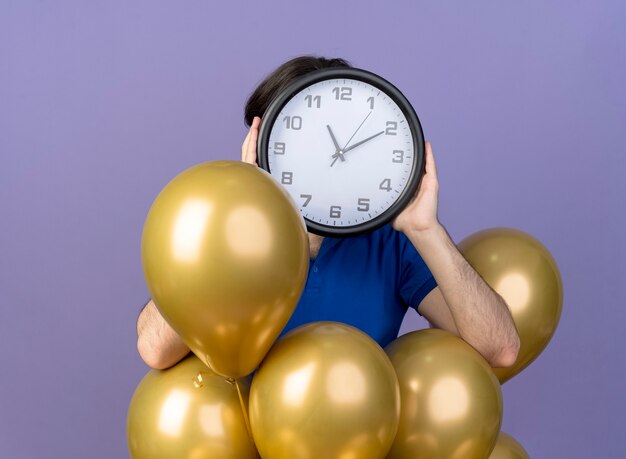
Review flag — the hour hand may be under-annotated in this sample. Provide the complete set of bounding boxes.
[327,125,345,166]
[327,125,341,151]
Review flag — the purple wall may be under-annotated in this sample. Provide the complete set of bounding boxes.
[1,1,624,457]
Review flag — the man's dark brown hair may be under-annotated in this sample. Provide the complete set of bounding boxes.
[244,55,351,127]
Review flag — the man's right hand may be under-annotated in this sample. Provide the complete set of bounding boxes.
[241,116,261,165]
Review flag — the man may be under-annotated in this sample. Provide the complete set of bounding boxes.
[137,56,520,370]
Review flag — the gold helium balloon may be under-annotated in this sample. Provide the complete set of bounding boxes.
[142,161,309,379]
[385,329,503,459]
[249,322,401,459]
[458,227,563,383]
[488,432,530,459]
[127,355,258,459]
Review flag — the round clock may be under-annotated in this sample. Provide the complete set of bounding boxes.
[257,67,425,237]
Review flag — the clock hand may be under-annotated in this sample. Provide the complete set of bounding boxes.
[330,130,385,167]
[330,111,372,168]
[342,111,372,151]
[327,125,341,151]
[342,130,385,154]
[327,125,345,163]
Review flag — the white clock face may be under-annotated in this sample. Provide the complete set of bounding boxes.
[267,77,416,230]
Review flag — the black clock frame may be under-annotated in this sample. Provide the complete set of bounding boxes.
[257,67,425,238]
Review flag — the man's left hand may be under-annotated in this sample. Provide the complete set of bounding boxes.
[392,141,440,235]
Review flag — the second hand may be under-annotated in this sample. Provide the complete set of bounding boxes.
[342,111,372,151]
[330,111,373,167]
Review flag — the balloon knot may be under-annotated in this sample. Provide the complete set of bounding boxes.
[193,372,205,388]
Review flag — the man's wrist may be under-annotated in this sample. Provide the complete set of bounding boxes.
[404,222,449,252]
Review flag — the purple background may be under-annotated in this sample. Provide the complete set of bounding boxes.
[1,1,624,457]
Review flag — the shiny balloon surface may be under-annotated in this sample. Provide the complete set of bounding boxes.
[488,432,530,459]
[250,322,401,459]
[127,355,258,459]
[385,329,502,459]
[142,161,309,379]
[458,227,563,383]
[489,432,530,459]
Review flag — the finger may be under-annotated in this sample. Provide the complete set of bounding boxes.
[409,141,437,201]
[424,141,437,178]
[244,116,261,165]
[241,127,253,162]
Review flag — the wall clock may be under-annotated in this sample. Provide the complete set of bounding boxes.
[257,67,425,237]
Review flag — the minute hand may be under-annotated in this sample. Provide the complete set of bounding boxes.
[342,130,385,154]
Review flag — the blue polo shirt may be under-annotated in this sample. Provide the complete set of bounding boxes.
[280,224,438,348]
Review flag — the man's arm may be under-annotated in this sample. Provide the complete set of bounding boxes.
[137,300,189,369]
[417,287,459,333]
[393,141,520,368]
[136,118,263,369]
[412,227,520,368]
